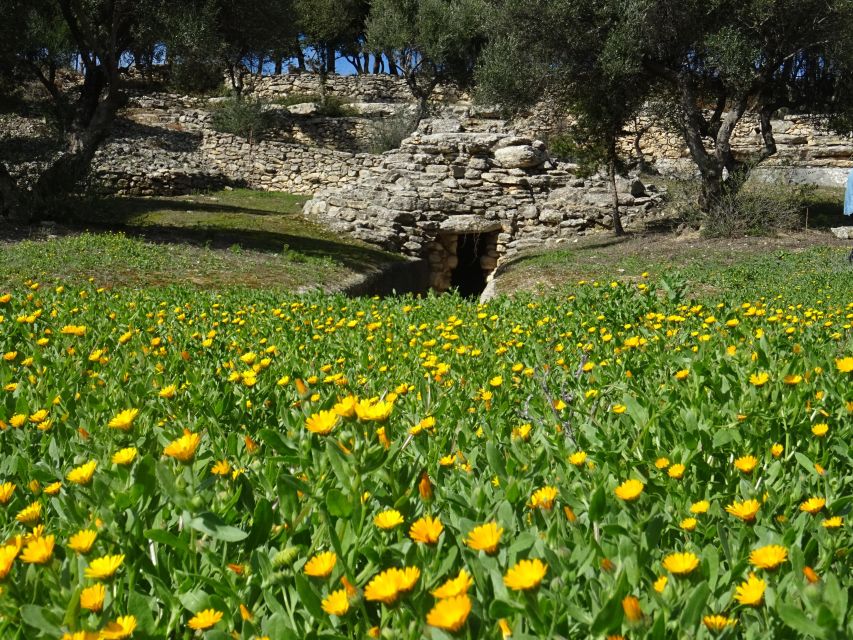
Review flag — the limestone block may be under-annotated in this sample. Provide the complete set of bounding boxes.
[493,145,547,169]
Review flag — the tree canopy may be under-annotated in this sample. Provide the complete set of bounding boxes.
[478,0,853,211]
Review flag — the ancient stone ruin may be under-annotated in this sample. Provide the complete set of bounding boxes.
[304,119,663,292]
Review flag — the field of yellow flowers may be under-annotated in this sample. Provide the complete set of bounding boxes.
[0,272,850,639]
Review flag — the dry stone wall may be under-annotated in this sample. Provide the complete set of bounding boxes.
[303,119,664,290]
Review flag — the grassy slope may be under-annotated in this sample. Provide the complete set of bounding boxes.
[0,190,402,291]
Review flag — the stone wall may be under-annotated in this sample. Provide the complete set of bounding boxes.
[303,119,664,291]
[199,133,382,194]
[243,73,465,104]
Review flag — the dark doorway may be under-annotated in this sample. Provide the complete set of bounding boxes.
[451,233,487,297]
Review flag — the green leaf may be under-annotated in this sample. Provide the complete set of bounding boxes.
[20,605,61,636]
[679,582,710,630]
[777,603,826,639]
[588,485,605,521]
[326,489,353,518]
[590,591,624,635]
[128,591,157,634]
[485,442,506,479]
[144,528,190,552]
[325,440,352,489]
[246,498,274,548]
[294,574,326,620]
[188,512,248,542]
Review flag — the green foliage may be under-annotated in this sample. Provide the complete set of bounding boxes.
[0,264,850,637]
[210,98,272,139]
[365,109,418,153]
[367,0,487,108]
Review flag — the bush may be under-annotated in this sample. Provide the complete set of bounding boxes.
[210,98,272,140]
[704,182,813,238]
[365,110,418,154]
[167,58,223,95]
[662,175,813,237]
[271,94,357,117]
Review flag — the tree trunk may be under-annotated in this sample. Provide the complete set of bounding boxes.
[0,163,22,220]
[386,51,398,76]
[326,44,336,74]
[296,45,306,71]
[608,160,624,236]
[274,55,283,75]
[372,54,382,74]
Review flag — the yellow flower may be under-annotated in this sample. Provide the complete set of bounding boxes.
[158,384,177,399]
[354,398,394,421]
[426,594,471,632]
[680,517,697,531]
[99,615,137,639]
[0,542,19,579]
[674,369,689,380]
[332,395,357,417]
[111,447,138,465]
[364,567,420,604]
[835,356,853,373]
[622,596,643,622]
[503,558,547,591]
[303,551,337,578]
[747,371,769,387]
[108,408,139,430]
[61,325,86,336]
[529,486,558,510]
[662,552,699,575]
[67,460,97,485]
[783,374,802,385]
[822,516,843,528]
[749,545,787,570]
[164,430,201,462]
[703,615,737,632]
[725,499,760,522]
[799,497,825,514]
[803,566,820,583]
[654,457,670,469]
[322,588,350,616]
[489,376,503,387]
[374,509,405,530]
[305,410,339,435]
[432,569,474,599]
[0,482,15,504]
[211,460,231,476]
[811,423,828,437]
[569,451,587,466]
[85,554,124,579]
[770,443,783,458]
[15,501,41,526]
[734,573,765,606]
[409,515,443,544]
[465,522,503,554]
[668,463,685,479]
[80,583,106,611]
[29,409,49,423]
[21,534,54,564]
[653,575,667,593]
[188,609,223,631]
[614,479,644,501]
[733,455,757,473]
[612,404,627,414]
[690,500,710,514]
[9,414,26,428]
[68,530,97,554]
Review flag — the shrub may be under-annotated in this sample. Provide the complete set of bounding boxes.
[703,182,813,238]
[167,58,223,95]
[210,98,272,141]
[365,110,418,154]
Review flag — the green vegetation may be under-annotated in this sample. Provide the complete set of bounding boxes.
[0,257,850,638]
[496,237,852,299]
[0,190,402,290]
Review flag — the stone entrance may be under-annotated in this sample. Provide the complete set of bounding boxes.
[427,217,502,295]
